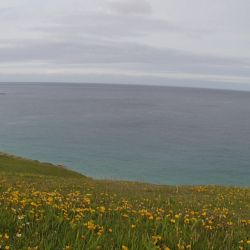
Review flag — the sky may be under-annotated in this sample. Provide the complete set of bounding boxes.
[0,0,250,90]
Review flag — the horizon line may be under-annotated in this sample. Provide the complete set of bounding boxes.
[1,81,250,93]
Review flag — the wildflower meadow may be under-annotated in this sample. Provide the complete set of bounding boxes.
[0,153,249,249]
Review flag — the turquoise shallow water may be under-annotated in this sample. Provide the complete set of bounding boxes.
[0,83,250,186]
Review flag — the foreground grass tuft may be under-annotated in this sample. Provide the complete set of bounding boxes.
[0,153,250,250]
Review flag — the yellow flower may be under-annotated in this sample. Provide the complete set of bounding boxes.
[152,235,162,245]
[122,245,128,250]
[99,206,106,213]
[5,246,10,250]
[177,243,185,250]
[16,233,22,238]
[47,197,53,203]
[30,201,38,207]
[202,212,207,217]
[122,214,129,219]
[247,240,250,245]
[97,227,104,236]
[131,224,136,229]
[86,221,96,230]
[175,214,180,219]
[170,219,176,224]
[17,215,25,220]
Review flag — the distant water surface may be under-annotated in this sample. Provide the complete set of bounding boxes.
[0,83,250,186]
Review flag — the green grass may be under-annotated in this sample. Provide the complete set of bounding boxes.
[0,152,249,250]
[0,152,83,178]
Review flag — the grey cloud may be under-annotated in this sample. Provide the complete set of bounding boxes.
[0,7,15,15]
[0,38,249,79]
[106,0,152,16]
[1,0,250,90]
[33,12,179,40]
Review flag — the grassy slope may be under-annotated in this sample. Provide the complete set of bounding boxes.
[0,153,250,250]
[0,152,83,178]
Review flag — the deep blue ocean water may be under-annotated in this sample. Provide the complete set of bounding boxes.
[0,83,250,186]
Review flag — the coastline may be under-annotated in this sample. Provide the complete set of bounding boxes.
[0,151,249,188]
[1,151,250,249]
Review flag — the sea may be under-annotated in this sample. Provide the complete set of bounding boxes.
[0,83,250,186]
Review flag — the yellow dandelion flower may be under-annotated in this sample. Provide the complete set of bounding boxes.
[170,219,176,224]
[99,206,106,213]
[97,227,104,236]
[86,221,96,230]
[152,235,162,245]
[202,212,207,217]
[175,214,180,219]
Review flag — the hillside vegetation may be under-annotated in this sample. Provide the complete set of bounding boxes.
[0,152,250,250]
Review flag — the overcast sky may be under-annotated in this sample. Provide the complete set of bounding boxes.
[1,0,250,90]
